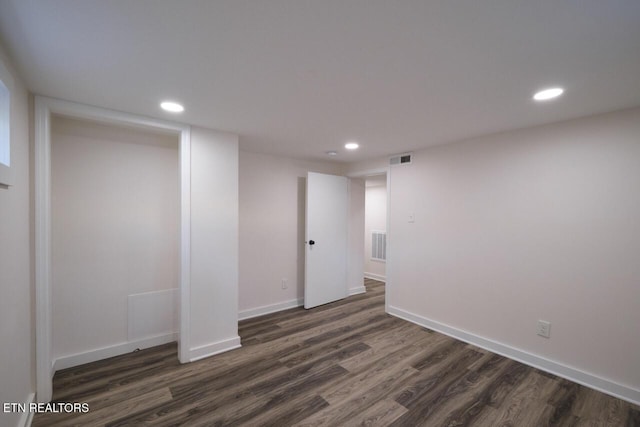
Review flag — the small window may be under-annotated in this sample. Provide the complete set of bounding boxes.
[0,72,11,186]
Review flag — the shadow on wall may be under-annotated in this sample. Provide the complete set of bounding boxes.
[297,177,306,296]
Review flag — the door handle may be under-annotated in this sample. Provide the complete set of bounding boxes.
[308,240,315,246]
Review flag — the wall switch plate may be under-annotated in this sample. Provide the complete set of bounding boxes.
[408,212,415,223]
[281,278,288,289]
[537,320,551,338]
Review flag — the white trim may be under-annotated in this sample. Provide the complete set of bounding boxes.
[364,272,386,282]
[53,333,177,372]
[387,305,640,406]
[384,172,391,313]
[17,392,35,427]
[179,126,191,364]
[345,167,387,178]
[349,286,367,295]
[34,97,52,403]
[34,96,191,402]
[238,298,304,321]
[188,336,242,362]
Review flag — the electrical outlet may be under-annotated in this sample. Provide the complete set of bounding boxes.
[537,320,551,338]
[281,278,288,289]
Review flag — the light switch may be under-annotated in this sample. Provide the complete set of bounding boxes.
[408,212,415,223]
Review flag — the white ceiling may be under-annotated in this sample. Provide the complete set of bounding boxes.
[1,0,639,162]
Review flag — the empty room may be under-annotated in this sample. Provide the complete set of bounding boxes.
[0,1,639,426]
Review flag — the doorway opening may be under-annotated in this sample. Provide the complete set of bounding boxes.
[35,96,191,403]
[364,174,387,285]
[346,169,389,308]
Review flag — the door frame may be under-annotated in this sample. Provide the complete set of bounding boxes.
[346,167,390,312]
[35,96,191,402]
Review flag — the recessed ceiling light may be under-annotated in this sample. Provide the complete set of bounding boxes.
[533,87,564,101]
[160,101,185,113]
[326,150,338,156]
[345,142,359,150]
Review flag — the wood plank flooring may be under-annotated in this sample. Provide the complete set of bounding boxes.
[34,279,640,426]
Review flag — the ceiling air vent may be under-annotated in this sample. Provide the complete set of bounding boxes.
[390,153,412,166]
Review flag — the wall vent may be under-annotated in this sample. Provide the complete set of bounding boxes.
[371,230,387,262]
[389,153,412,166]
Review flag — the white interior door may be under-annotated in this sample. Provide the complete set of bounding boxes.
[305,172,349,309]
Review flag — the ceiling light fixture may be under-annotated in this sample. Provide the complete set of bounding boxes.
[160,101,185,113]
[326,150,338,156]
[533,87,564,101]
[345,142,359,150]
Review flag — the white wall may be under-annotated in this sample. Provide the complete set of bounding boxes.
[348,178,365,294]
[238,150,342,318]
[343,158,389,176]
[387,107,640,402]
[0,42,34,427]
[50,117,179,365]
[364,177,387,280]
[189,127,240,358]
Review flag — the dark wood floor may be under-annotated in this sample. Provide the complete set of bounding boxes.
[34,278,639,426]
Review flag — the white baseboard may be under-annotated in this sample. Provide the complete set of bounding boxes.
[238,298,304,321]
[387,306,640,406]
[188,336,242,362]
[17,392,35,427]
[53,333,177,372]
[349,286,367,296]
[364,272,386,282]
